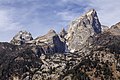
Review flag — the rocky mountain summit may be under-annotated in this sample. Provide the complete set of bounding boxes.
[10,31,33,45]
[65,9,101,52]
[0,9,120,80]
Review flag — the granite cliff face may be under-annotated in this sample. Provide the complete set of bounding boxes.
[65,9,101,52]
[0,9,120,80]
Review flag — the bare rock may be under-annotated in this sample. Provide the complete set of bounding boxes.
[10,31,33,45]
[109,22,120,35]
[35,29,66,53]
[65,9,101,52]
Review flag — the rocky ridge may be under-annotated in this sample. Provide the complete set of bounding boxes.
[0,9,120,80]
[35,29,66,53]
[11,29,66,54]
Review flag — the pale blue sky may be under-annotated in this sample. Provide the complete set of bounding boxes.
[0,0,120,42]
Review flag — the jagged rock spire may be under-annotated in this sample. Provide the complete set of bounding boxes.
[65,9,101,52]
[60,28,67,38]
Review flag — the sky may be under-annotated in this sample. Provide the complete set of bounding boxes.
[0,0,120,42]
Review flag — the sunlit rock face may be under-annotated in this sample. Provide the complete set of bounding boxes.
[10,31,33,45]
[65,9,101,52]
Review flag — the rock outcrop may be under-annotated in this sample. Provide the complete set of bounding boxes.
[10,29,66,54]
[10,31,33,45]
[59,28,67,43]
[35,29,66,53]
[109,22,120,35]
[101,25,109,32]
[59,28,67,39]
[65,9,101,52]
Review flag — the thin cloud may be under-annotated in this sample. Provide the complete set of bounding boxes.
[0,9,22,32]
[56,0,90,24]
[57,11,79,21]
[0,9,23,42]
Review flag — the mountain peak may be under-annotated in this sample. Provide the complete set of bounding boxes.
[10,30,33,45]
[48,29,56,34]
[86,9,96,16]
[66,9,101,52]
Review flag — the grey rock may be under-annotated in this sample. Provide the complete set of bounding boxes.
[10,31,33,45]
[35,29,66,53]
[65,9,101,52]
[59,28,67,39]
[101,25,109,32]
[109,22,120,35]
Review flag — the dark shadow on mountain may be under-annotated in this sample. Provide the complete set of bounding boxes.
[53,35,66,53]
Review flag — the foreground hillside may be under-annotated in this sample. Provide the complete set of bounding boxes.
[0,30,120,80]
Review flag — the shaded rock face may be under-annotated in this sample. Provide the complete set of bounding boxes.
[35,29,66,53]
[10,31,33,45]
[65,9,101,52]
